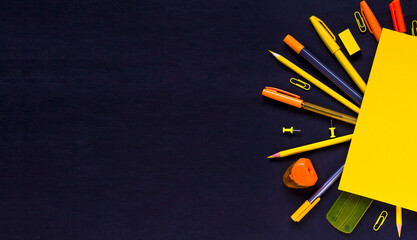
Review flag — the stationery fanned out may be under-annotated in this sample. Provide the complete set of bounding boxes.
[339,28,417,212]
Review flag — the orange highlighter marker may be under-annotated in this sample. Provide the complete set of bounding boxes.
[262,87,357,125]
[360,1,382,41]
[389,0,406,33]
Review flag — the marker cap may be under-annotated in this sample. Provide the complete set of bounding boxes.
[284,35,305,54]
[389,0,406,33]
[310,16,340,54]
[360,1,382,41]
[262,87,303,108]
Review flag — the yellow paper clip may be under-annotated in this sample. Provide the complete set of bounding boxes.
[290,78,310,91]
[412,20,417,36]
[373,210,388,231]
[354,11,367,33]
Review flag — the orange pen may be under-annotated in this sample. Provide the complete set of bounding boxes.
[360,1,382,41]
[262,87,357,125]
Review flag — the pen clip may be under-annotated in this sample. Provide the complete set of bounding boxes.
[264,87,300,99]
[316,18,336,41]
[361,6,373,34]
[412,20,417,36]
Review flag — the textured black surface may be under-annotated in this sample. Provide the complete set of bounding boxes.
[1,0,417,239]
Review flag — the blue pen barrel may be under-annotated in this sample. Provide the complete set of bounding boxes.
[309,164,344,203]
[300,49,363,105]
[283,34,363,105]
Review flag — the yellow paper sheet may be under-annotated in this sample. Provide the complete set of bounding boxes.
[339,29,417,212]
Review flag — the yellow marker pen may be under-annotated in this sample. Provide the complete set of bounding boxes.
[310,16,366,93]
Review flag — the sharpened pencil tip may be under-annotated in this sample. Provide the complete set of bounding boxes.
[397,224,402,238]
[268,50,280,58]
[267,152,281,158]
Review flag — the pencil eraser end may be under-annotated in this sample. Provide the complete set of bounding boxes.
[338,29,361,56]
[283,35,304,54]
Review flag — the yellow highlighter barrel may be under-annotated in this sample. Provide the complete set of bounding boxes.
[334,51,366,93]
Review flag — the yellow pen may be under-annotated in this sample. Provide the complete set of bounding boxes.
[310,16,366,93]
[292,164,345,222]
[269,51,359,114]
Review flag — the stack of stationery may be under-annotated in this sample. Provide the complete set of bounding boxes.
[339,28,417,230]
[262,1,415,238]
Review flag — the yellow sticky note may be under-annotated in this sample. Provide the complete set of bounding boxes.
[339,29,417,212]
[338,29,360,56]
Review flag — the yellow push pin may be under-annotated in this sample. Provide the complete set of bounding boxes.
[283,127,301,134]
[329,120,336,138]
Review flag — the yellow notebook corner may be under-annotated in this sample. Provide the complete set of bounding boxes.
[339,28,417,212]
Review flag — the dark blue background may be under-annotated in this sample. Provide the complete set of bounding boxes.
[1,0,416,239]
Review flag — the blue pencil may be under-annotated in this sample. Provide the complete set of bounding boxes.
[284,34,363,105]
